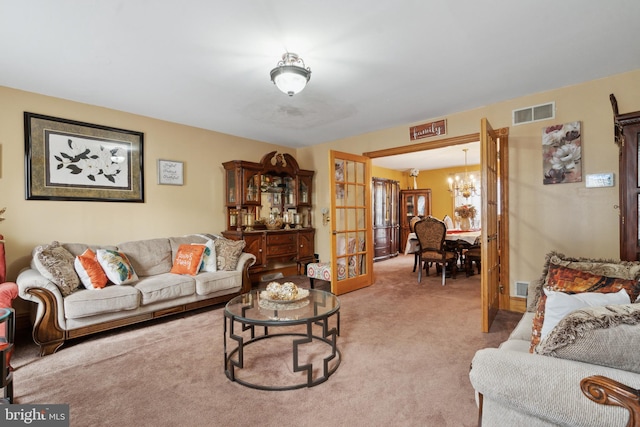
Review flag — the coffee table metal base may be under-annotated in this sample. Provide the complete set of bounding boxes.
[224,313,341,391]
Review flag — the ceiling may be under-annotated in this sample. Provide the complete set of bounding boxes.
[372,142,479,172]
[1,1,639,165]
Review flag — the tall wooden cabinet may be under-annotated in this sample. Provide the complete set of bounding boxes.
[399,189,432,251]
[613,96,640,261]
[222,152,315,284]
[372,177,399,261]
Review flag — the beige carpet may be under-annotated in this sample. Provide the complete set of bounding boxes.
[11,255,522,427]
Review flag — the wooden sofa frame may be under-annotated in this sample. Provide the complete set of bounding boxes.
[27,264,252,356]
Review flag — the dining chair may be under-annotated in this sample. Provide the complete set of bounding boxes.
[408,216,422,272]
[442,215,454,230]
[414,216,458,285]
[465,242,481,277]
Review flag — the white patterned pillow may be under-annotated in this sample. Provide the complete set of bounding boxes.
[96,249,139,285]
[33,241,80,296]
[194,239,216,272]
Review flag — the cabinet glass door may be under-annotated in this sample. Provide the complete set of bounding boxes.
[405,195,415,217]
[417,195,426,216]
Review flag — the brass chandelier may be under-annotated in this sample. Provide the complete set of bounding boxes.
[448,148,479,199]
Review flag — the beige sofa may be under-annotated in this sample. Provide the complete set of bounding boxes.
[470,252,640,426]
[17,234,255,356]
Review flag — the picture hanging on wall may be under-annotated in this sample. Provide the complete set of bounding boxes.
[24,112,144,202]
[542,121,582,185]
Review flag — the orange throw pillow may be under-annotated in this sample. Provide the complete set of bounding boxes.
[170,244,206,276]
[74,248,108,289]
[530,263,640,352]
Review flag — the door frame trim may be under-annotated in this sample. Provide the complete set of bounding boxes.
[363,131,510,312]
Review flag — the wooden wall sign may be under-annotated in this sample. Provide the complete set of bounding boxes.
[409,119,446,141]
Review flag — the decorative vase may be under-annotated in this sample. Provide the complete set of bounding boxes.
[460,217,471,231]
[413,176,417,189]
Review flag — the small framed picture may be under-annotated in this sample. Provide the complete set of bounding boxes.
[157,159,184,185]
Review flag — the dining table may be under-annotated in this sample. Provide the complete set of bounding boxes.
[404,229,481,255]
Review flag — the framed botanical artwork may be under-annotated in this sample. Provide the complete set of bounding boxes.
[157,159,184,185]
[24,112,144,202]
[542,121,582,185]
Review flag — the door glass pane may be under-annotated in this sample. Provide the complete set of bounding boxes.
[347,207,357,230]
[347,160,358,183]
[357,208,366,229]
[356,161,365,184]
[346,183,357,205]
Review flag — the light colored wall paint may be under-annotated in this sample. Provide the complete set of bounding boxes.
[3,69,640,301]
[299,69,640,295]
[0,86,293,282]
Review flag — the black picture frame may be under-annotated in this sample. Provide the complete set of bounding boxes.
[24,112,144,202]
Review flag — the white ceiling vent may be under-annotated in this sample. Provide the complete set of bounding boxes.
[512,102,555,126]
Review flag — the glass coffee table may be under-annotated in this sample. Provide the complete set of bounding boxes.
[224,289,341,391]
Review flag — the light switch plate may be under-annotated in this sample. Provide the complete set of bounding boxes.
[585,173,614,188]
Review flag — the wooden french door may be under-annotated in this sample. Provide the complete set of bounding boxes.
[480,118,501,332]
[329,151,374,295]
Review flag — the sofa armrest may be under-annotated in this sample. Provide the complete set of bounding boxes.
[470,348,640,426]
[235,252,256,294]
[16,268,67,355]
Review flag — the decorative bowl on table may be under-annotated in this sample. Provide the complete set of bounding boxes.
[260,281,309,303]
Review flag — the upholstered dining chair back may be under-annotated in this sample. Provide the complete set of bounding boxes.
[414,216,457,285]
[409,216,421,233]
[442,215,454,230]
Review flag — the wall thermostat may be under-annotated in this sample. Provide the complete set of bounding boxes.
[585,173,614,188]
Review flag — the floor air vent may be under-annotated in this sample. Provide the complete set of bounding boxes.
[512,102,555,125]
[515,281,529,298]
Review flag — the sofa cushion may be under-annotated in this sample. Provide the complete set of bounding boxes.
[540,288,630,339]
[117,238,173,277]
[530,263,640,351]
[195,270,241,296]
[97,249,139,285]
[134,274,195,305]
[536,303,640,373]
[528,251,640,312]
[64,286,140,319]
[170,244,206,276]
[33,241,80,297]
[74,248,108,290]
[197,240,217,272]
[214,238,245,271]
[169,234,212,261]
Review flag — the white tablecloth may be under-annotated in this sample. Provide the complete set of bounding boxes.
[404,230,481,255]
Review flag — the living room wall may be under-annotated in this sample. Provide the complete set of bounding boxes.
[0,86,293,284]
[3,69,640,309]
[298,69,640,298]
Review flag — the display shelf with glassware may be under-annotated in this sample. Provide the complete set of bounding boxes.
[222,152,315,284]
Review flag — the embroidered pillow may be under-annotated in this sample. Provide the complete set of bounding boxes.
[74,248,108,289]
[214,238,245,271]
[171,244,206,276]
[96,249,138,285]
[33,241,80,296]
[530,263,640,352]
[195,240,216,272]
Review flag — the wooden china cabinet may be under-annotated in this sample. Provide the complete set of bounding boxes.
[222,152,315,284]
[372,177,399,261]
[399,189,432,250]
[612,95,640,261]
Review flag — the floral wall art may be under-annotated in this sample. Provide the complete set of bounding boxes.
[542,121,582,184]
